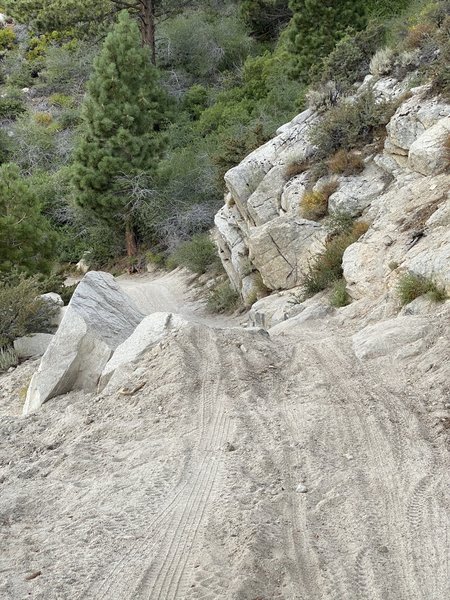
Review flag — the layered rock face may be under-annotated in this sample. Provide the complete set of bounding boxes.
[214,78,450,311]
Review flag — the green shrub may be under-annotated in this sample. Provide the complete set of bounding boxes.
[309,89,396,159]
[57,107,81,129]
[0,346,18,372]
[145,251,166,269]
[2,56,35,88]
[212,122,268,185]
[240,0,292,42]
[288,0,367,80]
[208,281,240,313]
[330,278,351,307]
[0,129,12,164]
[370,47,395,77]
[49,93,75,108]
[313,24,386,91]
[182,84,209,120]
[325,211,356,235]
[167,234,221,275]
[397,272,447,305]
[0,27,16,52]
[430,16,450,99]
[302,222,367,298]
[0,163,57,276]
[0,91,26,120]
[34,111,54,126]
[0,275,57,348]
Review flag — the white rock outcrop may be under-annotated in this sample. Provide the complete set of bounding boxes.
[343,173,450,300]
[328,162,390,217]
[408,117,450,176]
[224,108,317,223]
[23,272,144,415]
[248,217,327,291]
[214,75,450,310]
[385,93,449,156]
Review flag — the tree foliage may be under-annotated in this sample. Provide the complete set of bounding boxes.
[3,0,198,61]
[288,0,367,79]
[72,10,168,255]
[0,275,57,349]
[240,0,292,40]
[0,163,57,276]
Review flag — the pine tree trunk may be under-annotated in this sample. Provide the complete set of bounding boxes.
[140,0,156,64]
[125,221,138,258]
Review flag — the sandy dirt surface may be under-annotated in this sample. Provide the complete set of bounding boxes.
[0,271,449,600]
[117,269,240,328]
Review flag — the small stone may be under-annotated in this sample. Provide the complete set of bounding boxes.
[25,571,41,581]
[225,442,236,452]
[296,484,308,493]
[240,345,247,353]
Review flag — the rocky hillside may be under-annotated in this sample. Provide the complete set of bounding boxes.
[215,74,450,326]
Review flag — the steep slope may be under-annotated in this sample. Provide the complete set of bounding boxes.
[0,272,449,600]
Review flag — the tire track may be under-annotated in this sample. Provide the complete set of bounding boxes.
[123,328,229,600]
[77,327,229,600]
[275,332,449,600]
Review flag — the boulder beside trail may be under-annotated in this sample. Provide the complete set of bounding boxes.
[23,272,144,415]
[14,333,54,359]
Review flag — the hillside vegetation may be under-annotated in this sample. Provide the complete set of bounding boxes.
[0,0,449,357]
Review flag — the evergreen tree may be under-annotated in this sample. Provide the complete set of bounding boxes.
[288,0,367,79]
[72,10,168,256]
[0,164,56,276]
[3,0,197,63]
[241,0,292,41]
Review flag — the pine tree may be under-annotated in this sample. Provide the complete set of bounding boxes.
[0,164,56,276]
[3,0,196,63]
[288,0,367,79]
[72,10,168,256]
[240,0,292,41]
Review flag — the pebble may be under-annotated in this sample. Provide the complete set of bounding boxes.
[24,571,41,581]
[296,484,308,493]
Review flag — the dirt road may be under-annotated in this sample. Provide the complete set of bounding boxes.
[0,271,448,599]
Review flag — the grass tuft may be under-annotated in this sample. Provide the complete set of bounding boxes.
[207,281,240,313]
[397,272,447,305]
[330,278,351,307]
